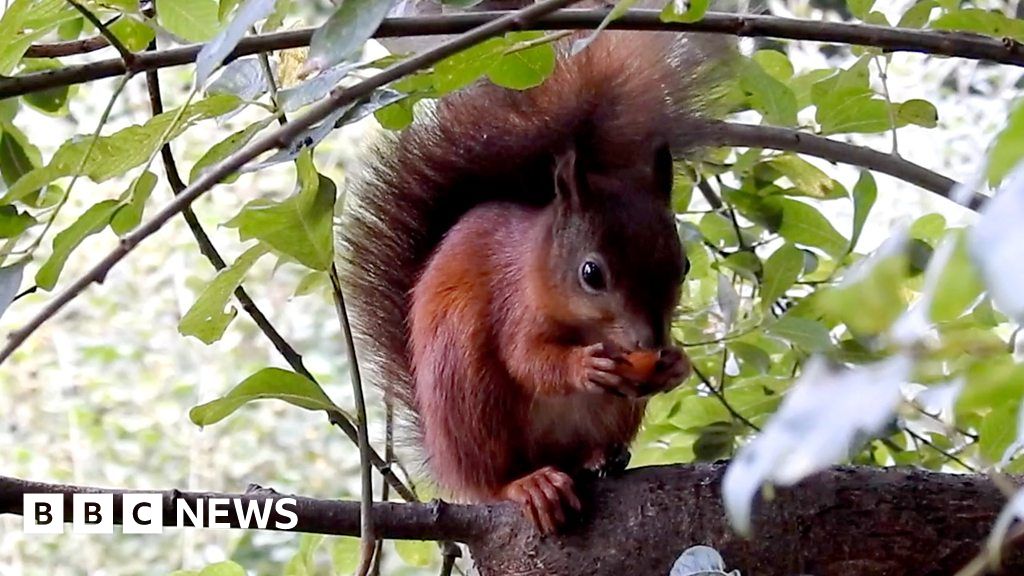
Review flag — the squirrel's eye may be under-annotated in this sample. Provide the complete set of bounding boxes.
[682,255,691,277]
[579,260,607,293]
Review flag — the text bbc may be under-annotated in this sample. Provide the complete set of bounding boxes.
[22,494,299,534]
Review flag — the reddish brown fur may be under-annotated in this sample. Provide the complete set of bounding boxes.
[340,31,733,531]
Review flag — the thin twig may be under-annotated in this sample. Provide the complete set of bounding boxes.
[692,365,760,432]
[6,9,1024,100]
[64,0,135,66]
[0,0,582,365]
[330,265,376,576]
[904,426,977,472]
[25,35,110,58]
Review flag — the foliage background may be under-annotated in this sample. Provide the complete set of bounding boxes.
[0,0,1022,574]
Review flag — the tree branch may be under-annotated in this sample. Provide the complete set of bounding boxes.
[64,0,135,67]
[25,35,110,58]
[703,121,986,209]
[2,464,1022,575]
[4,9,1023,100]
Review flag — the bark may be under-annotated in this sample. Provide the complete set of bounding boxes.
[467,463,1020,576]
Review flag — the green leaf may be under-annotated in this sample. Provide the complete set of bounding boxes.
[699,212,739,248]
[817,89,892,135]
[761,243,803,312]
[988,98,1024,186]
[909,213,946,244]
[660,0,710,23]
[765,315,832,352]
[932,9,1024,42]
[957,357,1024,414]
[929,233,984,322]
[850,170,877,253]
[219,0,241,21]
[979,404,1017,463]
[488,34,556,90]
[190,367,344,426]
[739,59,798,127]
[0,0,76,75]
[4,94,240,205]
[285,533,325,576]
[156,0,221,42]
[395,541,437,568]
[767,155,846,199]
[179,244,269,344]
[847,0,875,19]
[820,251,907,335]
[719,251,761,282]
[433,38,503,93]
[35,199,121,290]
[0,122,41,189]
[226,155,336,270]
[307,0,394,71]
[190,117,274,184]
[331,537,360,574]
[20,59,70,116]
[375,99,416,130]
[897,99,938,128]
[110,171,157,235]
[728,341,771,375]
[293,270,328,298]
[108,16,155,52]
[767,198,848,258]
[198,561,246,576]
[693,421,737,461]
[0,205,36,238]
[898,0,936,27]
[751,50,793,82]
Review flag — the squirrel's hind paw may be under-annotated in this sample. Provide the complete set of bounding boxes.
[499,466,581,534]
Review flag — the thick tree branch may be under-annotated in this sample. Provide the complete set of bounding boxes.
[2,464,1022,575]
[5,9,1023,100]
[705,121,986,209]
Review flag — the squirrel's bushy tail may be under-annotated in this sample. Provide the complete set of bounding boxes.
[338,31,734,436]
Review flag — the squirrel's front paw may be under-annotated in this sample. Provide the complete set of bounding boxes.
[575,343,638,397]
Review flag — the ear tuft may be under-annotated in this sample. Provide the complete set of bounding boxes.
[554,148,581,208]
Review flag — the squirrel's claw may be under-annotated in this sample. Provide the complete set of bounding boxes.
[578,343,638,397]
[500,466,581,534]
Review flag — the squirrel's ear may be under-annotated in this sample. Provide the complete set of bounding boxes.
[554,149,585,208]
[654,143,674,202]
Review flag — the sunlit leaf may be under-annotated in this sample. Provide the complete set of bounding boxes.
[898,0,936,27]
[180,244,269,344]
[3,95,241,204]
[850,170,877,252]
[110,170,158,235]
[897,99,938,129]
[767,198,848,258]
[35,200,121,291]
[761,243,803,313]
[740,60,798,127]
[198,561,246,576]
[190,117,275,183]
[108,16,155,52]
[228,154,335,270]
[157,0,221,42]
[767,155,845,199]
[660,0,710,23]
[395,540,437,567]
[190,367,344,425]
[932,8,1024,42]
[988,98,1024,186]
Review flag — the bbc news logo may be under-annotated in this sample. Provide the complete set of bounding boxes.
[23,494,299,534]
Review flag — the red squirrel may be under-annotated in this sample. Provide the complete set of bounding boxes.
[340,30,730,533]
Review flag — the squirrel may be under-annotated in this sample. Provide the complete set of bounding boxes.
[339,28,731,533]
